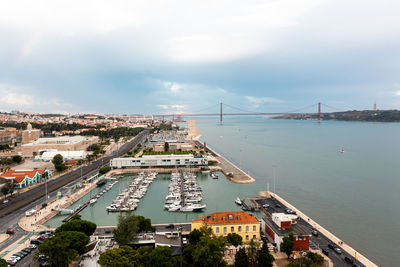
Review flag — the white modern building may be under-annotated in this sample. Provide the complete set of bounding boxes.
[36,150,86,161]
[111,154,208,168]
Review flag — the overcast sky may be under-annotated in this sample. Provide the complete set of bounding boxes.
[0,0,399,114]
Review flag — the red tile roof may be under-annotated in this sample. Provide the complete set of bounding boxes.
[196,211,258,225]
[1,169,47,183]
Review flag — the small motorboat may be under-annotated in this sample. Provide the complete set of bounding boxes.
[235,198,243,205]
[211,172,218,179]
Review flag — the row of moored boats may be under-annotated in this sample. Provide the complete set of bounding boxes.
[164,172,206,212]
[106,172,157,212]
[90,179,118,204]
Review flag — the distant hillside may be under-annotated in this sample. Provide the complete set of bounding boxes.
[274,110,400,122]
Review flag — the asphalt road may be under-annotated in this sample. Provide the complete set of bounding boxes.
[0,130,149,266]
[256,198,363,267]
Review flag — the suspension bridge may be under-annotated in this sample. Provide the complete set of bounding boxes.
[154,102,344,124]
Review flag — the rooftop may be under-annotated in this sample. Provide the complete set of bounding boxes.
[0,169,48,183]
[193,211,259,225]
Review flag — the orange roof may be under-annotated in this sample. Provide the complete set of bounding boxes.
[196,211,258,225]
[1,169,47,183]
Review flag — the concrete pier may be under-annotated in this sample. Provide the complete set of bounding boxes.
[260,191,378,267]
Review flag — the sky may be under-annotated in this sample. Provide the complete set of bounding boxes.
[0,0,400,115]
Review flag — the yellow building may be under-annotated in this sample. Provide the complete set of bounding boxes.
[192,211,260,242]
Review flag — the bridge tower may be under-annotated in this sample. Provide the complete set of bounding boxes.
[220,102,223,125]
[318,102,321,122]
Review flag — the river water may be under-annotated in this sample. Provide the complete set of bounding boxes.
[47,117,399,266]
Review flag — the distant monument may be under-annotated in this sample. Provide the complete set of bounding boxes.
[22,123,41,144]
[373,101,377,111]
[187,120,201,140]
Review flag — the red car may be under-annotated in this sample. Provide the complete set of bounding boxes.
[6,228,14,234]
[37,235,46,241]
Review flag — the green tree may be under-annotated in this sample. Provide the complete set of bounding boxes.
[164,142,169,152]
[306,252,324,264]
[246,239,260,262]
[99,166,112,175]
[0,258,7,267]
[52,154,66,172]
[190,235,227,267]
[137,215,155,232]
[149,246,177,267]
[256,241,274,267]
[36,231,89,267]
[113,213,139,245]
[227,233,242,247]
[188,228,203,245]
[235,247,249,267]
[280,232,294,258]
[12,155,22,163]
[55,218,97,236]
[98,246,136,267]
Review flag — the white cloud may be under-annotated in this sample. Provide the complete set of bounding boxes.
[0,92,34,107]
[245,96,284,109]
[0,83,73,111]
[163,81,185,93]
[394,91,400,96]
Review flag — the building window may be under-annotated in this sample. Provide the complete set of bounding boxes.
[228,214,233,220]
[238,226,242,232]
[253,235,256,240]
[246,226,249,232]
[253,225,256,231]
[246,235,249,241]
[222,216,226,221]
[216,227,219,233]
[223,227,227,233]
[213,217,216,222]
[231,226,234,232]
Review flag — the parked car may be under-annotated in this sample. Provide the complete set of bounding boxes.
[8,256,20,262]
[285,209,296,214]
[6,258,17,266]
[37,235,46,240]
[262,204,269,208]
[28,244,37,249]
[6,228,14,234]
[311,230,318,236]
[13,252,25,258]
[328,243,334,249]
[345,256,354,264]
[166,224,174,229]
[321,248,329,256]
[22,247,32,253]
[334,247,342,254]
[275,204,281,208]
[18,250,29,256]
[30,239,43,245]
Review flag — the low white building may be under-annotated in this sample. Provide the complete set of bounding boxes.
[36,150,86,161]
[111,154,208,168]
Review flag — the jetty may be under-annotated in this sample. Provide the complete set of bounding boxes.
[62,201,90,222]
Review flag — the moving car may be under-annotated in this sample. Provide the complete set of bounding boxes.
[6,228,14,234]
[321,248,329,256]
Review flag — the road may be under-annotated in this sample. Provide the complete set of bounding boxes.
[255,198,363,267]
[0,130,149,266]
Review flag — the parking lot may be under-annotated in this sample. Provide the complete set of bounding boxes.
[255,197,364,267]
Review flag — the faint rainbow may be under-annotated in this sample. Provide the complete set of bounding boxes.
[14,34,40,65]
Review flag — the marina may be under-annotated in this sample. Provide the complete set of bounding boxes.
[106,172,156,212]
[164,172,206,212]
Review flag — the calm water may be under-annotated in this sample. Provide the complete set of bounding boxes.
[48,117,399,266]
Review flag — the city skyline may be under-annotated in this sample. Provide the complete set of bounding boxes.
[1,0,400,114]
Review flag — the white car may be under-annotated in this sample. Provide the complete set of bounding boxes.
[28,244,37,249]
[8,255,20,261]
[7,258,18,266]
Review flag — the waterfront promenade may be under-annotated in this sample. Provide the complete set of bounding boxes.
[260,191,378,267]
[203,143,255,184]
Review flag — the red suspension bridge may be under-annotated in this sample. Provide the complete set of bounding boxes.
[154,102,343,124]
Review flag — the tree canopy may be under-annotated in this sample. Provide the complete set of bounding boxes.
[113,213,139,245]
[98,245,177,267]
[227,233,242,247]
[280,232,294,258]
[55,218,97,237]
[256,241,274,267]
[52,154,66,172]
[0,258,7,267]
[235,247,249,267]
[36,231,89,267]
